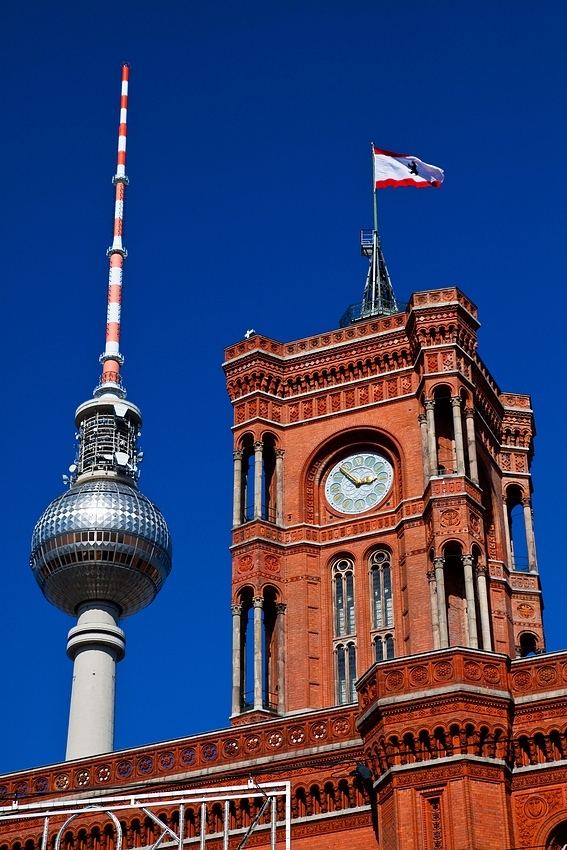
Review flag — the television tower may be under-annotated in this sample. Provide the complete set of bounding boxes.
[30,66,172,761]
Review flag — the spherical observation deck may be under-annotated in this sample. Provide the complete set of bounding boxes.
[30,479,172,618]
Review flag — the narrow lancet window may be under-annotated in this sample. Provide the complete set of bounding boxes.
[370,549,395,661]
[371,550,393,628]
[336,642,357,704]
[333,558,355,637]
[332,557,356,704]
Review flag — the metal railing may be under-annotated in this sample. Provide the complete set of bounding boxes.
[339,300,406,328]
[0,780,291,850]
[241,690,279,712]
[242,505,277,524]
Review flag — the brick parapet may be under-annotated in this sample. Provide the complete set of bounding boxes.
[0,706,361,805]
[357,648,567,715]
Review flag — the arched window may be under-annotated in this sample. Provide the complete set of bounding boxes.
[332,558,356,704]
[370,550,395,661]
[547,820,567,849]
[519,632,538,657]
[235,434,280,525]
[336,642,357,704]
[370,550,393,628]
[506,484,529,571]
[333,558,355,637]
[433,386,456,475]
[374,633,394,661]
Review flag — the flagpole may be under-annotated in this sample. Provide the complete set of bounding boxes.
[371,143,380,312]
[372,142,379,234]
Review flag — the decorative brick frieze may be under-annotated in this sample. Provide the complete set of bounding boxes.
[0,708,361,803]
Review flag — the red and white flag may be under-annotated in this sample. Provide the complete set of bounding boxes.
[373,147,444,188]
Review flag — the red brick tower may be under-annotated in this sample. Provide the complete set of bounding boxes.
[224,286,543,726]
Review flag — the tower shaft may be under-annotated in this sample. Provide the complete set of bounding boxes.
[65,602,125,760]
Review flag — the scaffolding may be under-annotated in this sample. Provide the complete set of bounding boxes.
[0,780,291,850]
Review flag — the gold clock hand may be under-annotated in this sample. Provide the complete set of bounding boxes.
[360,474,378,484]
[339,465,362,485]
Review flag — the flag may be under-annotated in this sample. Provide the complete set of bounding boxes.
[373,147,444,188]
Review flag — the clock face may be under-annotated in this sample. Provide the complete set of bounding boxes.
[324,452,393,515]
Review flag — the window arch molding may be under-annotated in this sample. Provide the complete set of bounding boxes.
[260,429,280,446]
[237,431,256,451]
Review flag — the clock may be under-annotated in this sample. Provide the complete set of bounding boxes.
[324,451,393,515]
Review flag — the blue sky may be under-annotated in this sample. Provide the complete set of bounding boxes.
[1,0,566,773]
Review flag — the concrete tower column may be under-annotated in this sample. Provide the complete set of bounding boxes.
[231,603,243,716]
[427,570,441,650]
[475,564,492,650]
[433,556,449,648]
[276,602,287,714]
[462,554,479,648]
[275,449,285,526]
[232,450,243,527]
[66,602,125,761]
[522,497,538,573]
[418,413,429,485]
[464,408,479,484]
[424,399,438,477]
[451,396,466,476]
[253,596,264,710]
[253,441,263,520]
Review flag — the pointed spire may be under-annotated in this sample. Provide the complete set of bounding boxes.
[95,63,130,399]
[359,229,398,318]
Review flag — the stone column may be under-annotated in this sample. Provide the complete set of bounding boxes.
[231,603,242,716]
[502,494,514,568]
[522,497,538,573]
[475,565,492,651]
[433,556,449,648]
[253,441,263,520]
[232,450,243,527]
[276,602,286,715]
[464,408,479,485]
[418,413,429,485]
[451,396,466,476]
[275,449,285,526]
[462,554,479,649]
[424,399,438,477]
[427,570,441,650]
[253,596,264,710]
[66,602,125,761]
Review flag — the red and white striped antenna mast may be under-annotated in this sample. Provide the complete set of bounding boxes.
[96,63,130,398]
